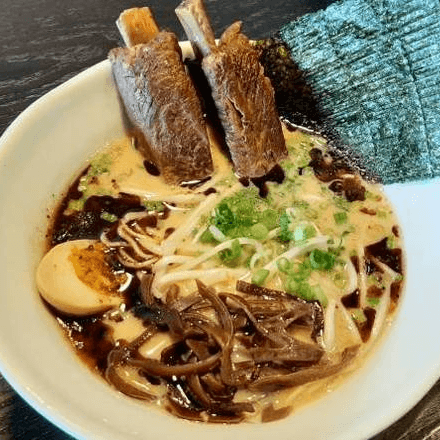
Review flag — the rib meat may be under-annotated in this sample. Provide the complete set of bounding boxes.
[176,0,287,178]
[109,9,213,185]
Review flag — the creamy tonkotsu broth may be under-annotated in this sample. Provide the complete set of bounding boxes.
[37,126,404,423]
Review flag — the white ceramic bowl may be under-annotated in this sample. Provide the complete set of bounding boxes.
[1,42,440,440]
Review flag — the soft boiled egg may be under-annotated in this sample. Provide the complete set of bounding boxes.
[36,239,130,316]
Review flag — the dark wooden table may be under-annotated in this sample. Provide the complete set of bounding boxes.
[1,0,440,438]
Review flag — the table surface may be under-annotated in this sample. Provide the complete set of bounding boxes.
[1,0,440,438]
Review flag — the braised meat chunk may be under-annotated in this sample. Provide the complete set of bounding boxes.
[109,9,213,185]
[176,0,287,178]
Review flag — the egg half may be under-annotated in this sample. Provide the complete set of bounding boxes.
[36,239,129,316]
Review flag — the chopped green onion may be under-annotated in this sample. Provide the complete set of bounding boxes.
[367,298,381,306]
[219,239,242,264]
[260,209,279,230]
[365,191,382,201]
[143,200,165,212]
[278,211,293,242]
[292,224,317,242]
[351,309,366,323]
[286,281,327,306]
[304,225,317,239]
[68,199,85,212]
[285,277,298,295]
[367,274,381,284]
[293,226,305,242]
[89,153,112,176]
[100,212,118,222]
[278,46,289,58]
[309,249,336,271]
[248,223,269,240]
[251,268,270,286]
[311,285,328,307]
[276,257,291,273]
[386,235,395,249]
[199,229,216,243]
[291,261,311,282]
[214,202,235,233]
[297,283,315,301]
[334,211,348,225]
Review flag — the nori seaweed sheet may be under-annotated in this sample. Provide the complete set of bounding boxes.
[279,0,440,184]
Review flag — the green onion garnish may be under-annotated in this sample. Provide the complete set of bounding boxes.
[276,257,291,273]
[386,235,395,249]
[367,298,381,306]
[143,200,165,212]
[309,249,336,271]
[285,281,327,306]
[334,211,348,225]
[100,212,118,222]
[214,202,235,233]
[260,209,279,230]
[251,268,270,286]
[311,285,328,307]
[219,238,242,264]
[293,226,305,242]
[199,228,216,243]
[278,211,293,242]
[291,261,312,282]
[68,199,85,212]
[249,223,269,240]
[351,310,366,323]
[304,225,317,239]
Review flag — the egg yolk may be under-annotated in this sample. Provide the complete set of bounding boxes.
[68,243,127,295]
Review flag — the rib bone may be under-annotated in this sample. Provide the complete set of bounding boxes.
[117,7,160,47]
[175,0,216,58]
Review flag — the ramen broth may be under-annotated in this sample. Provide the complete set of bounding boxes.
[38,126,404,423]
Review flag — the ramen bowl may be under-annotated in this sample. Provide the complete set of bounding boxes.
[1,43,440,440]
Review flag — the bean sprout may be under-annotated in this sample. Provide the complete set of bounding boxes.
[337,301,363,344]
[345,258,358,294]
[357,246,368,308]
[371,285,391,342]
[176,237,264,272]
[322,299,337,352]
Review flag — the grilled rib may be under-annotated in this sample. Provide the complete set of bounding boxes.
[109,7,213,184]
[176,0,287,178]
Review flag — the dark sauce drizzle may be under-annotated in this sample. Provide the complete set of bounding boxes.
[143,160,161,176]
[239,164,285,198]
